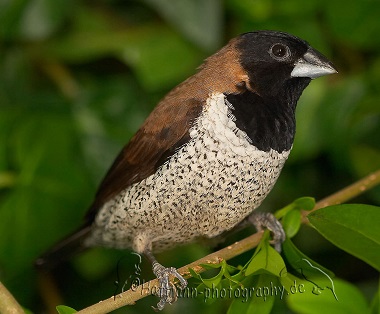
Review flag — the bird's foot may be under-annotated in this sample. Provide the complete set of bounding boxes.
[152,262,187,311]
[248,212,285,252]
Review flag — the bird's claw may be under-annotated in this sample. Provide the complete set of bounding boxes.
[152,263,187,311]
[248,211,286,252]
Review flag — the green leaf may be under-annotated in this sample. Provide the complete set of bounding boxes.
[245,242,287,277]
[200,267,225,289]
[199,261,224,269]
[227,274,277,314]
[281,272,341,311]
[194,263,244,305]
[188,267,203,282]
[275,197,315,219]
[197,260,235,289]
[189,260,231,290]
[246,274,276,313]
[308,204,380,271]
[287,278,369,314]
[282,238,335,279]
[227,294,251,314]
[369,279,379,314]
[282,209,301,238]
[228,269,247,286]
[282,239,337,301]
[56,305,77,314]
[293,197,316,211]
[279,272,314,296]
[194,282,222,305]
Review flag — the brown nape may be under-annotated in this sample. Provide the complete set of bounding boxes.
[164,40,249,101]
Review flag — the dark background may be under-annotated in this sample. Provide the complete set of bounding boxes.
[0,0,379,313]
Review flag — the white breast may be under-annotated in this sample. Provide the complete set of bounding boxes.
[90,93,290,252]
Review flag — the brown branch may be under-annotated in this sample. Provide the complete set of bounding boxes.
[76,231,264,314]
[0,281,25,314]
[76,169,380,314]
[301,168,380,223]
[38,60,80,100]
[38,272,65,314]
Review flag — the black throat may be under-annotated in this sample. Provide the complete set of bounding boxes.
[225,78,310,153]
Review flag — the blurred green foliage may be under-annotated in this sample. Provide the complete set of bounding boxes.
[0,0,379,313]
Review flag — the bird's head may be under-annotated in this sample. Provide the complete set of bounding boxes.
[235,31,337,104]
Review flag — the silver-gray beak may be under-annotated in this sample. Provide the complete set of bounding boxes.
[291,47,338,79]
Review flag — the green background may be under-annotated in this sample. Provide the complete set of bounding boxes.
[0,0,379,313]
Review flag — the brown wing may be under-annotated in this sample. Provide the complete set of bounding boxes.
[84,37,250,222]
[35,98,204,269]
[85,97,204,222]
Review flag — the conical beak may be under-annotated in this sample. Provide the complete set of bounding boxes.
[291,47,338,79]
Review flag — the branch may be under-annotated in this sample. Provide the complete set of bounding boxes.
[301,168,380,223]
[0,281,25,314]
[76,231,265,314]
[38,60,80,100]
[76,169,380,314]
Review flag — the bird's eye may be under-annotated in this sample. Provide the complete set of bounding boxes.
[269,43,291,61]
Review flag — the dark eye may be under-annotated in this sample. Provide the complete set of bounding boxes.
[269,43,291,60]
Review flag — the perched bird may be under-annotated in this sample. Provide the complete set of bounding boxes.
[36,31,337,310]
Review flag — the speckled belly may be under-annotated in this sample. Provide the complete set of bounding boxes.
[88,93,290,252]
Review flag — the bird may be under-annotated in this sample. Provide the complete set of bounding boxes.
[36,30,337,310]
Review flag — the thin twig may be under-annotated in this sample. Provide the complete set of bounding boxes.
[0,281,25,314]
[301,169,380,223]
[75,169,380,314]
[39,60,80,100]
[76,232,264,314]
[38,272,64,314]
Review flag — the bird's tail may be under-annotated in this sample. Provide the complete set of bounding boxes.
[35,225,91,271]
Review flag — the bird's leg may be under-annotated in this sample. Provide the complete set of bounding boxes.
[144,249,187,311]
[248,212,286,252]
